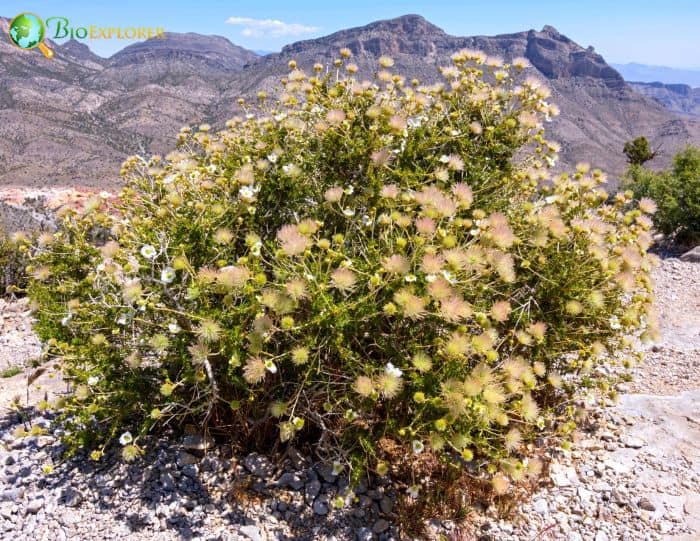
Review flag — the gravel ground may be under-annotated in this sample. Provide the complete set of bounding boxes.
[0,257,698,540]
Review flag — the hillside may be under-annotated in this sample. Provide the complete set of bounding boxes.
[1,14,699,189]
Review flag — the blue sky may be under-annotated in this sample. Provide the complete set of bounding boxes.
[4,0,700,68]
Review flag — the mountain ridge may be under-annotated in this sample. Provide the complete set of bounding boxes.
[1,14,698,189]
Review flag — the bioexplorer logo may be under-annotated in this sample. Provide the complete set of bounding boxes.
[7,12,165,59]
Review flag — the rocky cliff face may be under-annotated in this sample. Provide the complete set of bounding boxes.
[1,14,698,190]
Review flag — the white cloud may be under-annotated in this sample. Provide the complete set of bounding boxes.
[225,16,319,38]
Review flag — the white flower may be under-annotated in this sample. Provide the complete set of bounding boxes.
[441,270,457,284]
[140,245,157,260]
[344,185,354,195]
[163,174,176,185]
[404,274,417,283]
[87,376,99,386]
[425,274,437,283]
[545,195,559,204]
[119,431,133,446]
[361,215,372,227]
[168,322,181,334]
[96,263,106,272]
[239,186,256,202]
[265,360,278,374]
[385,362,403,378]
[439,154,450,163]
[99,191,111,199]
[116,314,128,326]
[609,316,621,330]
[274,113,287,122]
[160,267,176,284]
[406,485,420,498]
[245,113,254,120]
[342,209,355,217]
[332,461,344,475]
[412,440,425,454]
[304,273,315,281]
[267,153,278,164]
[207,164,218,174]
[250,242,262,256]
[61,315,71,326]
[450,129,461,136]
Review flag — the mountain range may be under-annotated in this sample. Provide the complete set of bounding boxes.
[628,82,700,119]
[612,63,700,88]
[1,14,699,190]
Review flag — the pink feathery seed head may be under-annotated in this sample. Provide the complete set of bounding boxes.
[388,115,407,132]
[427,277,454,300]
[380,184,399,199]
[324,186,344,203]
[326,109,346,124]
[330,267,357,291]
[415,217,436,235]
[277,225,309,256]
[452,183,474,206]
[421,253,445,274]
[371,148,394,167]
[384,254,411,275]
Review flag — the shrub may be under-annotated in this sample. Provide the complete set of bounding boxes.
[625,145,700,242]
[0,227,30,295]
[623,136,656,166]
[26,51,656,498]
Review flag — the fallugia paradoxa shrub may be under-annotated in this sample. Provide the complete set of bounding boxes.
[26,49,657,500]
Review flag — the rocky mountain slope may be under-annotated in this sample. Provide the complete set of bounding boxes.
[1,14,699,190]
[630,82,700,119]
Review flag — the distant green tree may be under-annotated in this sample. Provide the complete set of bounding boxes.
[623,136,657,166]
[625,146,700,242]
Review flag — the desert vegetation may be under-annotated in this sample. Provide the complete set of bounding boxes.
[19,49,658,516]
[625,144,700,243]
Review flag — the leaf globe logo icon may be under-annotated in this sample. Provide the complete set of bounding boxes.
[7,12,54,59]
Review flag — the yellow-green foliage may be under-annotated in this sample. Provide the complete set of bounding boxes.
[26,51,656,492]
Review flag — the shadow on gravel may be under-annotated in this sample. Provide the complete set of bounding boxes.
[0,407,382,540]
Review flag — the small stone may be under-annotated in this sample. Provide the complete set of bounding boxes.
[532,498,549,516]
[550,462,578,487]
[622,437,645,449]
[594,531,608,541]
[313,495,329,516]
[177,451,199,467]
[239,524,262,541]
[603,459,632,475]
[638,497,656,511]
[182,433,214,454]
[316,463,338,484]
[25,499,44,515]
[243,453,275,479]
[380,496,393,515]
[305,480,321,503]
[275,472,304,491]
[679,246,700,263]
[373,518,390,533]
[356,527,373,541]
[657,521,672,534]
[3,456,15,466]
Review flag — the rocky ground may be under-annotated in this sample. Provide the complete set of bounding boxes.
[0,258,698,540]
